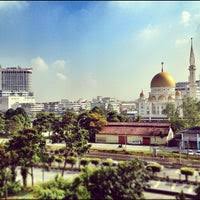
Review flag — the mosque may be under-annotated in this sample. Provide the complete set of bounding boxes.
[137,38,198,121]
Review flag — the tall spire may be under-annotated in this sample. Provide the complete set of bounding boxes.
[190,37,195,66]
[161,62,164,72]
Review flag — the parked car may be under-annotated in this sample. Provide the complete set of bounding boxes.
[195,150,200,156]
[188,149,194,155]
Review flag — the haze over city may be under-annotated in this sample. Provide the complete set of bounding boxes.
[0,1,200,102]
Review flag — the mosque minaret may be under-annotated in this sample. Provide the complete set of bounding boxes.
[188,37,197,98]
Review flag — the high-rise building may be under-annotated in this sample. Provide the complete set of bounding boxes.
[0,66,35,111]
[0,66,33,97]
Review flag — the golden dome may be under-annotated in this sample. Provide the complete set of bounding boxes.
[151,72,175,88]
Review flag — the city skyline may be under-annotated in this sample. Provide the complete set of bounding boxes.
[0,1,200,102]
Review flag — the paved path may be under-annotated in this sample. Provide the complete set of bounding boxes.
[16,167,79,186]
[149,180,197,195]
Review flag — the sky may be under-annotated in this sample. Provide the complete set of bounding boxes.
[0,1,200,102]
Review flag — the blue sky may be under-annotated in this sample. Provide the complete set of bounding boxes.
[0,1,200,102]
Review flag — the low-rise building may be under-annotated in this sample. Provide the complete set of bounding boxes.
[96,122,174,145]
[20,103,44,117]
[178,127,200,150]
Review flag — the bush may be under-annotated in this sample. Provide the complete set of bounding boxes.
[0,181,22,198]
[80,158,89,167]
[146,162,162,175]
[66,157,77,169]
[102,159,113,167]
[90,158,100,166]
[180,167,194,182]
[7,181,22,195]
[35,187,65,200]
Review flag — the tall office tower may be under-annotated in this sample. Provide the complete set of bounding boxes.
[0,66,35,112]
[0,66,33,97]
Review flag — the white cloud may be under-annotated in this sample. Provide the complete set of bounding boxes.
[0,1,28,9]
[31,57,48,71]
[109,1,152,9]
[56,72,67,81]
[138,24,160,40]
[53,60,66,71]
[181,11,191,26]
[175,38,188,47]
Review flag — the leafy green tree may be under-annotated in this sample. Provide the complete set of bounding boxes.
[68,159,150,200]
[180,167,194,182]
[0,112,5,134]
[33,112,57,136]
[182,97,200,127]
[107,111,120,122]
[4,108,30,135]
[7,128,46,187]
[163,103,186,132]
[146,162,162,177]
[51,111,91,176]
[78,109,107,142]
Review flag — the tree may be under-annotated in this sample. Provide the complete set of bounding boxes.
[0,112,5,133]
[107,111,120,122]
[67,159,150,200]
[182,97,200,127]
[180,167,194,182]
[33,112,57,136]
[146,162,162,177]
[7,129,46,187]
[51,111,91,176]
[4,108,30,135]
[78,109,107,142]
[163,103,186,132]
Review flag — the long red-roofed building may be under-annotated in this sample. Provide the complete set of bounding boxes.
[96,122,174,145]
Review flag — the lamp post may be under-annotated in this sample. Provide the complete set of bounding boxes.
[179,141,182,164]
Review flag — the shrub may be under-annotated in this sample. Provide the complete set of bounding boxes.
[35,187,65,200]
[146,162,162,176]
[7,181,22,195]
[102,159,113,167]
[55,157,63,168]
[90,158,100,166]
[80,158,89,167]
[0,181,22,198]
[66,157,77,169]
[180,167,194,182]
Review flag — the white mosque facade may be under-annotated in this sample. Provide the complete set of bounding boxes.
[138,38,197,121]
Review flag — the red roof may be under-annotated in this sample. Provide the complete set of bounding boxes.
[99,122,171,137]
